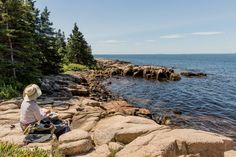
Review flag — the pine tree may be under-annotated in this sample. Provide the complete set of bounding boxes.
[66,23,95,66]
[0,0,41,84]
[55,29,67,63]
[0,0,18,79]
[37,7,62,75]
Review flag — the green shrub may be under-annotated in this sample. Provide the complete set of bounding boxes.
[89,64,100,70]
[0,142,49,157]
[63,63,89,72]
[0,78,23,99]
[0,84,19,99]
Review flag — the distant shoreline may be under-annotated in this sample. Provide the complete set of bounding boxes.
[94,53,236,55]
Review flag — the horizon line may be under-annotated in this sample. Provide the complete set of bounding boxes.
[94,52,236,55]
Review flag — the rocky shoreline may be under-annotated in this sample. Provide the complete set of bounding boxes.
[0,59,235,157]
[96,58,207,80]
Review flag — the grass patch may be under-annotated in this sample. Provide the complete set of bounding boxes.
[0,142,49,157]
[63,63,89,72]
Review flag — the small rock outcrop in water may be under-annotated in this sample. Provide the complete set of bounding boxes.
[180,71,207,77]
[96,58,182,81]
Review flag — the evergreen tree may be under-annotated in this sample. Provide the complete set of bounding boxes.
[66,23,95,66]
[37,7,62,75]
[55,29,67,63]
[0,0,41,84]
[0,0,96,98]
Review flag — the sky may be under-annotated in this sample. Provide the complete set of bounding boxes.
[35,0,236,54]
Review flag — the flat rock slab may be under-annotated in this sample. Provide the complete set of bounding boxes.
[72,105,106,131]
[0,123,25,146]
[81,98,101,107]
[59,129,94,156]
[224,150,236,157]
[88,144,111,157]
[73,143,123,157]
[0,123,22,138]
[108,142,124,152]
[101,101,152,118]
[0,103,19,111]
[0,109,20,124]
[0,134,26,146]
[93,115,168,146]
[116,129,233,157]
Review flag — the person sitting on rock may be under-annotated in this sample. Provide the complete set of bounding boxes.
[20,84,50,131]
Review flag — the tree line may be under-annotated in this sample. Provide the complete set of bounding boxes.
[0,0,95,97]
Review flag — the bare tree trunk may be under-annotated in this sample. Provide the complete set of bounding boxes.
[8,35,16,78]
[6,13,16,78]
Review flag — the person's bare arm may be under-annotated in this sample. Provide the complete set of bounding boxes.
[32,103,47,121]
[40,108,51,115]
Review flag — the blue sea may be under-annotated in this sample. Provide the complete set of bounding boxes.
[96,54,236,142]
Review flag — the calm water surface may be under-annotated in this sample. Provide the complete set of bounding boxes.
[96,54,236,142]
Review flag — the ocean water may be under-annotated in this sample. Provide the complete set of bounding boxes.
[96,54,236,142]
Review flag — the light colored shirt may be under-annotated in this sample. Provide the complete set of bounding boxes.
[20,100,46,124]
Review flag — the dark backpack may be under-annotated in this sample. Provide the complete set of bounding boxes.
[23,116,70,144]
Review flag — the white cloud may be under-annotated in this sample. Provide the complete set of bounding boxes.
[146,40,156,42]
[159,31,223,39]
[160,34,183,39]
[191,31,223,36]
[101,40,127,44]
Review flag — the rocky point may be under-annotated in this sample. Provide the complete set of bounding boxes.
[0,59,234,157]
